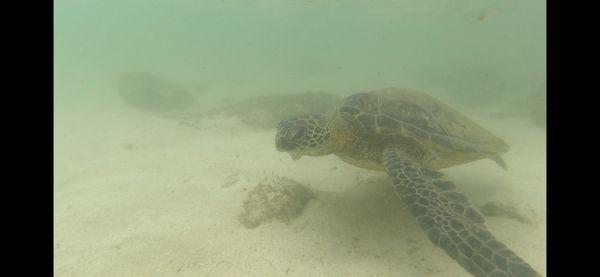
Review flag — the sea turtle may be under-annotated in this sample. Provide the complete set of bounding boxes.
[275,87,542,277]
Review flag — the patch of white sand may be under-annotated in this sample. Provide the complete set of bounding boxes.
[54,103,545,276]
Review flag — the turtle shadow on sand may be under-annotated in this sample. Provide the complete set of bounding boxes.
[237,175,409,236]
[304,177,420,246]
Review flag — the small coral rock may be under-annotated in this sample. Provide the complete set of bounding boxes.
[238,176,314,229]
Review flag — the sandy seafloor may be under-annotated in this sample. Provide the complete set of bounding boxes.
[53,89,546,277]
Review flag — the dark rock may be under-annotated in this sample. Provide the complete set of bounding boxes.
[117,72,195,111]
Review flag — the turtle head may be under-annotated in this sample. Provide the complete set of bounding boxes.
[275,114,333,160]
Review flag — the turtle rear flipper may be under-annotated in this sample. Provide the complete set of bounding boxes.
[383,148,542,277]
[489,154,508,171]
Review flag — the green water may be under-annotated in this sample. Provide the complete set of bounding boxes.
[54,1,545,276]
[54,0,544,106]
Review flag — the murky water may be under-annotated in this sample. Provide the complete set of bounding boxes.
[54,1,545,276]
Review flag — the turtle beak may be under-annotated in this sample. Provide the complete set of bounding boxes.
[290,153,302,161]
[276,137,298,152]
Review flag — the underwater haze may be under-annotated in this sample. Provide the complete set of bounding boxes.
[54,0,546,276]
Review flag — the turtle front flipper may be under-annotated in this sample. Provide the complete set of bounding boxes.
[382,148,542,277]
